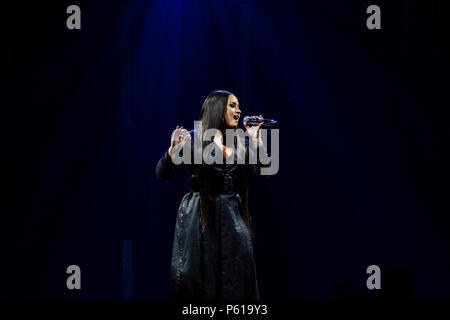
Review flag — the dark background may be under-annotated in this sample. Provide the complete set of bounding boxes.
[3,0,449,299]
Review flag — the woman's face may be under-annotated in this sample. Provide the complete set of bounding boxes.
[224,94,241,128]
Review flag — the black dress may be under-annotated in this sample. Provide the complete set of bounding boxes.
[155,130,269,300]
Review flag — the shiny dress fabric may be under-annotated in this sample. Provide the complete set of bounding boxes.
[155,131,267,300]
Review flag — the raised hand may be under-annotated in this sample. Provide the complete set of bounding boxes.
[168,126,190,156]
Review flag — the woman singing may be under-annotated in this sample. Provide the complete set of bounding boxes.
[155,90,271,300]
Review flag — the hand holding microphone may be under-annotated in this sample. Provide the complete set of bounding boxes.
[243,115,278,146]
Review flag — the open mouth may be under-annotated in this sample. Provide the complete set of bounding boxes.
[233,114,240,121]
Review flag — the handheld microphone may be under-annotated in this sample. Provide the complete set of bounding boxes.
[243,116,278,126]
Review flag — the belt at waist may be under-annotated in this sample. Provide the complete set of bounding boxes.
[190,173,239,194]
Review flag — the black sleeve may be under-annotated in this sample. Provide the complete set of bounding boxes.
[246,138,272,176]
[155,150,180,180]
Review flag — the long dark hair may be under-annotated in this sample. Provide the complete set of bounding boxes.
[197,90,253,237]
[198,90,230,136]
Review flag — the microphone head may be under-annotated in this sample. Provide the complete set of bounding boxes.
[243,116,278,126]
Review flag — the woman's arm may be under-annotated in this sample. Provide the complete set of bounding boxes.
[155,126,190,180]
[243,115,272,176]
[246,138,272,176]
[155,149,179,180]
